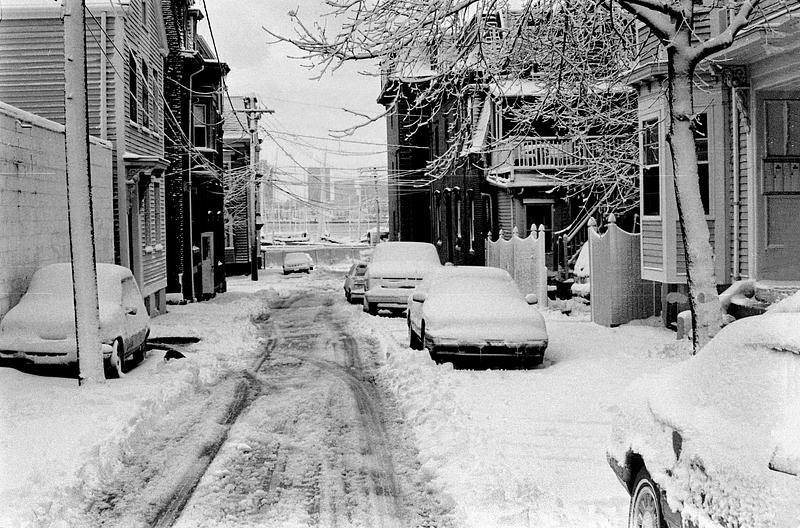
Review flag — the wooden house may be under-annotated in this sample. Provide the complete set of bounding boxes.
[630,2,800,313]
[0,0,170,314]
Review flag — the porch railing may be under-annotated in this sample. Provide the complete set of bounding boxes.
[490,135,626,173]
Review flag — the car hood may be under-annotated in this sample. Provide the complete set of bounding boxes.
[609,313,800,528]
[369,261,441,279]
[423,294,547,342]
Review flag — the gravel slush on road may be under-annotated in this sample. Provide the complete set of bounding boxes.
[0,266,686,527]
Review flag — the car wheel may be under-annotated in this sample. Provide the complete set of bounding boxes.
[132,336,147,364]
[104,338,125,379]
[629,468,667,528]
[345,290,352,303]
[368,302,378,316]
[408,325,420,350]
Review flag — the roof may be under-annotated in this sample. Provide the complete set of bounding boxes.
[221,94,250,142]
[489,79,547,98]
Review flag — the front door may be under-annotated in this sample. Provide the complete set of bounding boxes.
[760,96,800,280]
[525,201,553,251]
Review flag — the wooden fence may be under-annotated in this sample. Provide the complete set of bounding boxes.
[588,215,659,326]
[486,225,548,307]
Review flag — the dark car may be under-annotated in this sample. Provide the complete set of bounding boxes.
[343,262,368,303]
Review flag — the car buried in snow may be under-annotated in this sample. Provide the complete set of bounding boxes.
[407,266,547,367]
[282,252,314,275]
[607,306,800,528]
[0,263,150,378]
[362,241,441,315]
[343,261,368,303]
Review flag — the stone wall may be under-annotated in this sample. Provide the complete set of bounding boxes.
[0,102,114,318]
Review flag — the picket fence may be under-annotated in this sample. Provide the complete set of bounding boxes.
[486,225,548,308]
[588,215,659,326]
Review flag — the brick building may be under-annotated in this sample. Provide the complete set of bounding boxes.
[162,0,229,300]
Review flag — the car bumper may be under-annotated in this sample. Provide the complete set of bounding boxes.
[425,337,548,360]
[365,287,415,306]
[0,338,114,364]
[283,266,309,273]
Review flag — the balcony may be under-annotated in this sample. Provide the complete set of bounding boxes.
[487,135,624,187]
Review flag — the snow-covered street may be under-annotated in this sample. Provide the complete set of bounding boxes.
[0,267,687,527]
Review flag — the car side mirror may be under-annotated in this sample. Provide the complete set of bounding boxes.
[125,306,138,315]
[769,444,799,476]
[525,294,538,305]
[412,292,426,303]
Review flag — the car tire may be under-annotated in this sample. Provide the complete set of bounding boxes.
[368,302,378,316]
[104,338,125,379]
[629,468,667,528]
[408,326,421,350]
[345,290,352,303]
[132,337,147,364]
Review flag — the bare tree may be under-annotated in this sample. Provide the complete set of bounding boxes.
[268,0,765,349]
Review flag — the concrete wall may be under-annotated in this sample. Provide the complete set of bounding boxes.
[0,102,114,318]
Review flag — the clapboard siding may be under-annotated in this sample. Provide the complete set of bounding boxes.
[728,92,750,279]
[497,191,514,239]
[641,218,662,268]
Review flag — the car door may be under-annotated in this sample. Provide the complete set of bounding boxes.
[121,277,148,352]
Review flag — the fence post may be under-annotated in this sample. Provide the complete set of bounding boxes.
[537,224,547,307]
[512,225,519,238]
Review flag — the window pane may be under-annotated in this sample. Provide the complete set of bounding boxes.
[698,163,710,215]
[641,120,660,216]
[693,113,708,162]
[643,167,660,216]
[766,101,786,157]
[788,101,800,156]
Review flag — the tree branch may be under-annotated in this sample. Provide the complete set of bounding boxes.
[691,0,759,64]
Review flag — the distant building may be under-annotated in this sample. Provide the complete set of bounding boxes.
[307,167,332,206]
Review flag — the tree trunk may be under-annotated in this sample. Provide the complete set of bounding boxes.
[666,42,722,351]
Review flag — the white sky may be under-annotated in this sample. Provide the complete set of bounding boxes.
[197,0,388,195]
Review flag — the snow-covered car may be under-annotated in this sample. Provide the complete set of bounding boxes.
[362,241,441,315]
[608,311,800,528]
[343,261,368,303]
[0,263,150,378]
[407,266,547,365]
[282,252,313,274]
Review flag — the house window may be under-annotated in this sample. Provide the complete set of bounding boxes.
[468,191,475,253]
[694,113,710,215]
[641,118,660,216]
[152,70,160,133]
[143,185,153,245]
[192,103,207,147]
[765,100,800,157]
[129,52,138,123]
[141,61,150,129]
[154,181,162,244]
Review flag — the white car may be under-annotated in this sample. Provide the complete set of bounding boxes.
[407,266,547,366]
[343,261,368,303]
[282,252,313,274]
[363,241,441,315]
[608,310,800,528]
[0,263,150,378]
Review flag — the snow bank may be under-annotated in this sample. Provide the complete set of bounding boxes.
[368,312,682,528]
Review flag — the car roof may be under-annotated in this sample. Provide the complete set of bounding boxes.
[423,265,511,282]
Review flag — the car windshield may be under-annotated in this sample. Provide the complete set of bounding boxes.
[355,264,367,276]
[284,253,309,264]
[371,242,439,264]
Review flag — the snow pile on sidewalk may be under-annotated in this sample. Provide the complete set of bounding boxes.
[367,313,683,528]
[0,287,266,527]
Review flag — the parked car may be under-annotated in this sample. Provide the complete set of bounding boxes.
[0,263,150,378]
[407,266,547,366]
[362,241,441,315]
[608,311,800,528]
[282,252,313,274]
[343,261,368,303]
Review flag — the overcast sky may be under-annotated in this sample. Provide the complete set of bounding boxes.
[198,0,388,192]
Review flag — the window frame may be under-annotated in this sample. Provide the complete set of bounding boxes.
[129,51,138,124]
[141,60,150,129]
[693,112,712,217]
[640,117,661,218]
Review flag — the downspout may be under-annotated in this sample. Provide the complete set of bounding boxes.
[732,86,740,280]
[186,63,205,301]
[99,11,107,140]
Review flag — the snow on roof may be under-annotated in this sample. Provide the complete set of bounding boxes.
[489,79,547,98]
[372,242,439,262]
[468,96,492,154]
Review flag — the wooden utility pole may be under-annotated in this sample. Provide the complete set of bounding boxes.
[237,97,273,281]
[64,0,104,384]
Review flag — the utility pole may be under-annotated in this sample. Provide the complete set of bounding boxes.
[237,97,273,281]
[373,169,380,245]
[64,0,104,384]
